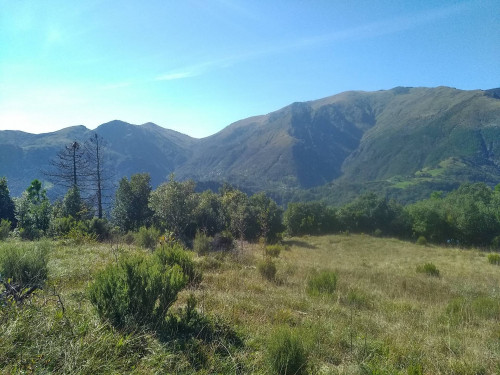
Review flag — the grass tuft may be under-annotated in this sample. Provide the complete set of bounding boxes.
[306,269,337,296]
[416,262,440,277]
[487,253,500,265]
[267,327,308,375]
[258,258,277,281]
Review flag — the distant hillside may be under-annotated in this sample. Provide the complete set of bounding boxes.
[1,87,499,204]
[177,86,500,203]
[0,121,196,198]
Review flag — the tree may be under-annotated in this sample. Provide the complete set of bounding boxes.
[149,175,197,240]
[249,192,284,243]
[62,185,85,220]
[193,190,225,236]
[283,201,336,236]
[220,188,255,241]
[406,199,450,243]
[338,193,393,234]
[15,179,51,240]
[112,173,153,232]
[45,141,87,190]
[84,133,112,218]
[0,177,15,226]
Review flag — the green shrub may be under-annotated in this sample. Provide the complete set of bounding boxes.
[0,241,49,300]
[66,225,97,244]
[211,231,234,251]
[135,226,160,250]
[416,236,427,246]
[155,242,202,285]
[307,269,337,296]
[416,263,440,277]
[267,327,308,375]
[373,228,383,237]
[345,288,372,309]
[265,244,283,258]
[487,253,500,265]
[50,216,75,237]
[86,218,112,241]
[88,253,187,329]
[258,258,277,281]
[193,230,212,255]
[122,231,135,245]
[0,219,10,240]
[491,235,500,249]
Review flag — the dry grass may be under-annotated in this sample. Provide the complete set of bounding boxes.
[2,234,500,374]
[195,234,500,374]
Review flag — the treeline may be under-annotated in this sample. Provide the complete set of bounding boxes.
[285,183,500,248]
[1,172,500,249]
[0,174,284,247]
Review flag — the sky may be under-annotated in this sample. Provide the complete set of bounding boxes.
[1,0,499,138]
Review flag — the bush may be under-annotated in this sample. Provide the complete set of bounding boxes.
[0,241,49,301]
[487,253,500,265]
[416,262,440,277]
[88,253,187,329]
[258,258,277,281]
[193,230,212,255]
[86,218,112,241]
[488,253,500,266]
[265,244,283,258]
[122,231,135,245]
[416,236,428,246]
[0,219,10,240]
[50,216,75,237]
[66,225,97,244]
[307,269,337,296]
[135,226,160,250]
[155,243,201,285]
[267,327,308,375]
[211,231,234,251]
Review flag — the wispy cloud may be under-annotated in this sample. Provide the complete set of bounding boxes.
[278,1,472,53]
[154,1,471,82]
[155,71,198,81]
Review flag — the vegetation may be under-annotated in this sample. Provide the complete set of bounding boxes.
[267,327,308,375]
[487,253,500,265]
[258,258,277,281]
[0,241,49,301]
[2,234,500,373]
[416,262,440,277]
[0,177,15,226]
[2,126,500,372]
[88,249,187,330]
[306,269,338,296]
[0,219,10,241]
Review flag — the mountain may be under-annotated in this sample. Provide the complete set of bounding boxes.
[1,87,499,204]
[176,86,500,202]
[0,120,196,198]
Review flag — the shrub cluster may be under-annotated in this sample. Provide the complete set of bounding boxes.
[0,241,49,301]
[88,244,196,330]
[0,219,10,241]
[487,253,500,265]
[258,258,277,281]
[416,262,440,277]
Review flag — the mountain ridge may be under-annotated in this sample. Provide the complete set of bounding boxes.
[1,86,499,204]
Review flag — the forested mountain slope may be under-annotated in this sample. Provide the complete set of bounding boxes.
[1,87,499,203]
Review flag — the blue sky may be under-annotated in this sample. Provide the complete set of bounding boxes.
[1,0,499,138]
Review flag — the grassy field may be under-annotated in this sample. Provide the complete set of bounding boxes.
[1,234,500,374]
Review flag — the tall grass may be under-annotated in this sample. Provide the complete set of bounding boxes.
[2,234,500,373]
